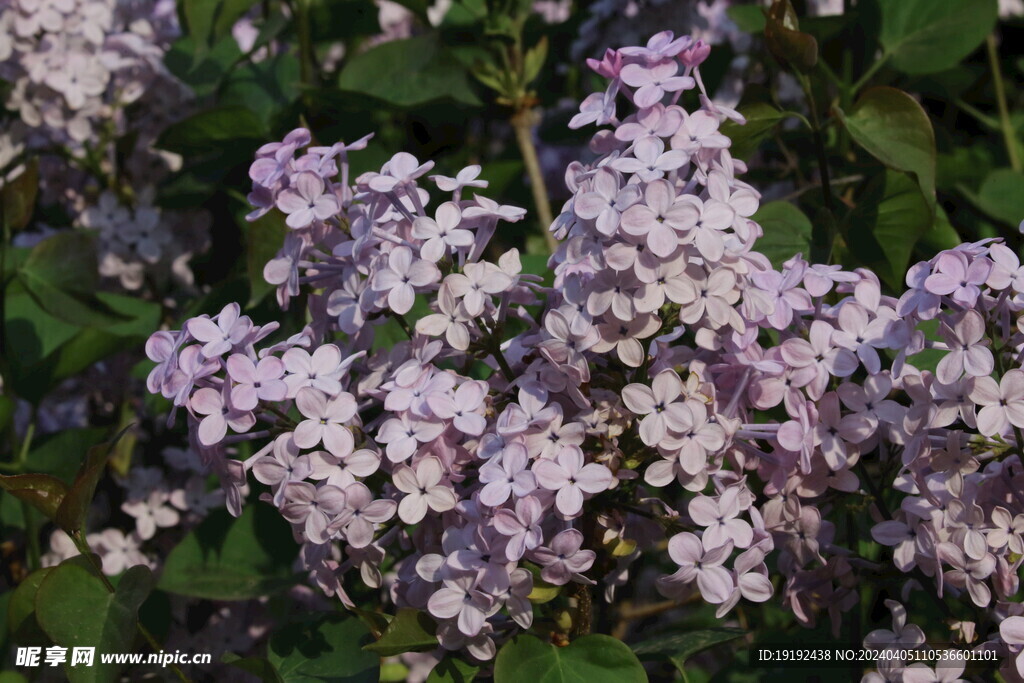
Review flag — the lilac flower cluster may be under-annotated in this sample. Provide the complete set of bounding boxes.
[0,0,182,147]
[0,0,207,290]
[146,31,1024,675]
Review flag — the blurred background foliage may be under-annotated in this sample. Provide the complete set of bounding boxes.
[2,0,1024,680]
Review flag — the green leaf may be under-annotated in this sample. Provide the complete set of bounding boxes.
[223,653,285,683]
[308,0,380,43]
[0,395,15,434]
[0,490,26,530]
[427,656,479,683]
[21,231,98,294]
[241,209,288,307]
[17,232,129,328]
[2,286,81,402]
[764,0,818,73]
[350,607,391,640]
[835,87,936,202]
[337,34,482,108]
[183,0,217,47]
[184,0,258,51]
[44,296,163,387]
[727,5,765,33]
[843,170,932,289]
[494,635,646,683]
[35,564,154,683]
[751,201,813,268]
[523,37,549,87]
[213,0,261,43]
[1,159,39,232]
[164,35,244,99]
[720,102,785,160]
[917,205,961,252]
[108,404,137,478]
[25,428,108,483]
[877,0,997,75]
[975,168,1024,226]
[0,591,11,667]
[7,568,53,647]
[362,608,438,657]
[632,627,746,674]
[157,106,267,157]
[0,474,68,521]
[18,276,132,329]
[158,505,300,600]
[268,613,379,682]
[56,426,131,533]
[220,54,302,128]
[899,319,943,374]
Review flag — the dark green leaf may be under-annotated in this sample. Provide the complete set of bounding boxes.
[20,231,98,294]
[3,287,79,401]
[183,0,217,47]
[223,653,285,683]
[25,428,108,483]
[1,159,39,232]
[632,626,746,674]
[157,106,267,156]
[975,168,1024,226]
[309,0,386,43]
[936,144,993,192]
[213,0,262,43]
[877,0,997,75]
[241,209,288,307]
[720,102,785,160]
[269,613,379,682]
[56,426,131,533]
[0,591,10,666]
[7,568,53,647]
[727,5,765,33]
[164,35,244,99]
[0,396,15,435]
[523,37,548,87]
[0,490,26,530]
[337,34,482,108]
[0,474,68,521]
[184,0,258,51]
[494,634,646,683]
[350,607,391,640]
[221,54,302,128]
[42,294,162,387]
[752,201,813,268]
[159,505,301,600]
[18,276,132,329]
[835,86,936,202]
[917,205,961,253]
[843,170,932,289]
[427,656,479,683]
[17,232,130,328]
[363,608,438,657]
[35,564,154,683]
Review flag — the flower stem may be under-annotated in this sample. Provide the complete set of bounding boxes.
[19,420,39,571]
[850,53,888,95]
[797,73,838,263]
[986,34,1021,173]
[511,108,558,252]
